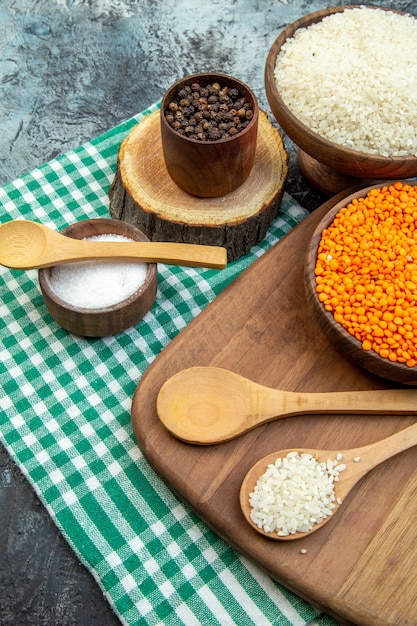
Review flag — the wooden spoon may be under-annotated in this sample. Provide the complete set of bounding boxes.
[240,421,417,540]
[0,220,227,269]
[156,366,417,444]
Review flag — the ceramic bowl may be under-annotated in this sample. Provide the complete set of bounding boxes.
[160,72,259,197]
[39,218,157,337]
[304,182,417,386]
[265,5,417,195]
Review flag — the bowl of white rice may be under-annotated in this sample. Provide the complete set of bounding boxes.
[265,5,417,195]
[39,218,158,337]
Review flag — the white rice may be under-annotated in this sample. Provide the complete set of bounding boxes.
[274,7,417,157]
[249,451,346,537]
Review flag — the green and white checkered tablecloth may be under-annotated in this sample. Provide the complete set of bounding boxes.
[0,102,338,626]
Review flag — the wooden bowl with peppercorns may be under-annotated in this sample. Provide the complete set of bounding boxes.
[39,218,157,337]
[265,5,417,196]
[305,181,417,386]
[160,72,259,197]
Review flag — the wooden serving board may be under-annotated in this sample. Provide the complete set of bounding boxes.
[109,110,288,262]
[132,192,417,626]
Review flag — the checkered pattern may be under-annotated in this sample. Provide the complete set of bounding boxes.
[0,102,337,626]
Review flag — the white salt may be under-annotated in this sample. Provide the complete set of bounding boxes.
[49,234,148,309]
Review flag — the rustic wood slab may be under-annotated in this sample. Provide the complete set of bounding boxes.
[131,191,417,626]
[109,110,288,262]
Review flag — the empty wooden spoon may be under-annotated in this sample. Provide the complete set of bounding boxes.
[240,421,417,540]
[0,220,227,269]
[156,366,417,444]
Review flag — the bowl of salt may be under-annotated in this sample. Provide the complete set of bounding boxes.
[39,218,158,337]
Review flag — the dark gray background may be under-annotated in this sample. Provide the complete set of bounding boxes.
[0,0,413,624]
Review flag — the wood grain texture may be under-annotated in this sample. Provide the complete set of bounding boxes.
[0,220,227,269]
[296,150,367,197]
[157,366,417,444]
[160,72,259,197]
[131,191,417,625]
[264,5,417,193]
[337,472,417,625]
[109,110,288,262]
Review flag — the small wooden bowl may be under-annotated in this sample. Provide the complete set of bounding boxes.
[160,72,259,197]
[304,182,417,386]
[39,218,157,337]
[265,6,417,196]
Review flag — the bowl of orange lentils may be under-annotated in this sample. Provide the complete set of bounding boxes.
[305,180,417,385]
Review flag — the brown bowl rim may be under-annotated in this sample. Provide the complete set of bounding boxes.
[305,181,417,385]
[39,218,157,314]
[265,5,417,168]
[160,71,259,146]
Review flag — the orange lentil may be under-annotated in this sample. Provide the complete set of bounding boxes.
[314,182,417,367]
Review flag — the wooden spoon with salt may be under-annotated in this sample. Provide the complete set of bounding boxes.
[0,220,227,269]
[156,366,417,444]
[240,421,417,540]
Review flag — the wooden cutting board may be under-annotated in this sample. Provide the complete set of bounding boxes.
[132,191,417,626]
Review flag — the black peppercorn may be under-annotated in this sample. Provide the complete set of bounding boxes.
[164,80,254,141]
